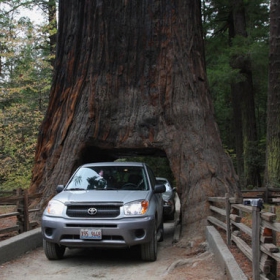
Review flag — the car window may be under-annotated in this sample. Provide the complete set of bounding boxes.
[66,166,149,190]
[146,166,156,190]
[67,167,100,189]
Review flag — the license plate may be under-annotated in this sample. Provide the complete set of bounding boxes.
[80,228,102,240]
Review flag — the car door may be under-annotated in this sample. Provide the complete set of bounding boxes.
[146,165,164,227]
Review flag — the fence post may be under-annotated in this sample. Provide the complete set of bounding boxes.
[16,188,24,233]
[269,206,277,277]
[252,205,260,280]
[225,193,231,245]
[265,187,268,203]
[23,190,30,232]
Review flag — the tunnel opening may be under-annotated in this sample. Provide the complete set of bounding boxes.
[78,145,173,181]
[77,145,180,222]
[79,146,167,163]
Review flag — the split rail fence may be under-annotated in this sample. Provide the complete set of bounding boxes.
[208,194,280,280]
[0,188,42,235]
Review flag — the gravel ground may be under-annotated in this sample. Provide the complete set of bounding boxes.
[0,220,226,280]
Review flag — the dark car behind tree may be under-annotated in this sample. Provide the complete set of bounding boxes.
[156,177,176,221]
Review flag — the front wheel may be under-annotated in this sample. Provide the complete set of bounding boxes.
[158,219,164,242]
[141,221,157,261]
[43,239,65,260]
[167,211,175,221]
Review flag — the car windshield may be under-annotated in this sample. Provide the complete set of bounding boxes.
[66,166,149,191]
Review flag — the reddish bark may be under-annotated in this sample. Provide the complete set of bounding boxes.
[30,0,240,240]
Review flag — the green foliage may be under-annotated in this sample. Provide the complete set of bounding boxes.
[0,1,54,190]
[0,105,44,189]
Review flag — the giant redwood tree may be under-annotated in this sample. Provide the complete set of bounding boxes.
[30,0,240,240]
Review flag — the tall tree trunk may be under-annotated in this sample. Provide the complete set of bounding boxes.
[231,82,244,184]
[229,0,261,188]
[30,0,240,241]
[228,10,244,185]
[264,0,280,189]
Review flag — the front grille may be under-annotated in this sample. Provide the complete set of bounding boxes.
[60,234,124,241]
[66,205,120,218]
[66,224,117,228]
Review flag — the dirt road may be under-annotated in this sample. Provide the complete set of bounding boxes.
[0,219,226,280]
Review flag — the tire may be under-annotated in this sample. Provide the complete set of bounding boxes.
[158,219,164,242]
[168,211,175,221]
[141,221,157,261]
[43,239,65,260]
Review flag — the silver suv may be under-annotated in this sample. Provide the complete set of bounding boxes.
[41,162,166,261]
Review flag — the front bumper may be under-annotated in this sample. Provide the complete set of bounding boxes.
[41,215,155,248]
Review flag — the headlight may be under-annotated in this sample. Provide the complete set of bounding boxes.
[124,200,149,215]
[46,200,64,216]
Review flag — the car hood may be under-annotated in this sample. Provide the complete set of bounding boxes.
[53,190,150,204]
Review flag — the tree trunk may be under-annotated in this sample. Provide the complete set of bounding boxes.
[264,0,280,189]
[229,0,261,188]
[30,0,240,241]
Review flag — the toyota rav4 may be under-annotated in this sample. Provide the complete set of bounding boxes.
[41,162,166,261]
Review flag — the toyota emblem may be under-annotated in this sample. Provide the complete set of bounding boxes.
[88,207,98,215]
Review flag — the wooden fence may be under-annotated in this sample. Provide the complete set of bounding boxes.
[242,188,280,204]
[0,188,42,235]
[208,194,280,280]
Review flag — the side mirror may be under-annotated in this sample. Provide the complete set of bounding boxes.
[56,185,65,193]
[154,184,166,194]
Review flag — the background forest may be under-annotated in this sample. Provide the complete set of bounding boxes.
[0,0,276,190]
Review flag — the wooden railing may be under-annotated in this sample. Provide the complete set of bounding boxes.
[0,188,42,235]
[208,194,279,280]
[242,188,280,204]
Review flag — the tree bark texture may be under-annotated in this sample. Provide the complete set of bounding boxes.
[229,0,261,188]
[264,0,280,188]
[30,0,240,240]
